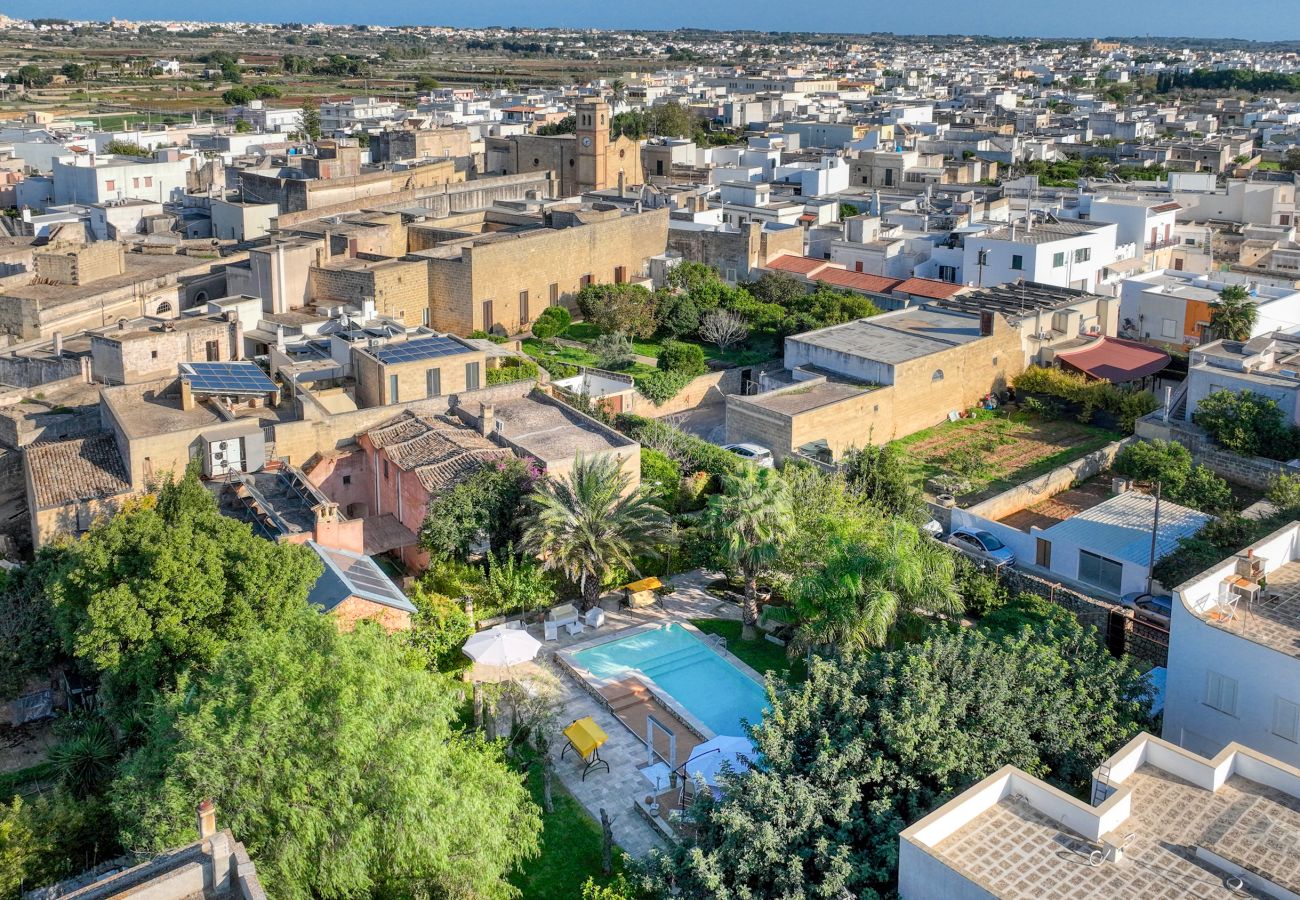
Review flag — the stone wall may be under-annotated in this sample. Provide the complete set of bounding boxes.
[34,242,125,285]
[963,437,1136,522]
[309,257,429,325]
[1136,413,1289,490]
[636,360,783,418]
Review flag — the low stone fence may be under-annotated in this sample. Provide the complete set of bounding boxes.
[962,436,1136,522]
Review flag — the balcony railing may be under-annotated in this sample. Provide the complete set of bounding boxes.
[1144,237,1182,251]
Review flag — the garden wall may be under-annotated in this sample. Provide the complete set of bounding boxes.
[1136,414,1290,490]
[638,360,784,418]
[961,436,1137,522]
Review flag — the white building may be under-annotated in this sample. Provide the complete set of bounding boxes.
[1184,331,1300,425]
[319,97,406,135]
[899,731,1300,899]
[50,153,191,207]
[226,100,304,133]
[961,219,1124,294]
[1165,521,1300,768]
[1120,270,1300,349]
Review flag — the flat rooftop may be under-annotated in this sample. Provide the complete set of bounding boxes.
[732,376,872,416]
[904,734,1300,900]
[792,306,986,365]
[977,219,1105,244]
[490,393,632,462]
[0,253,222,309]
[102,378,294,439]
[1195,557,1300,659]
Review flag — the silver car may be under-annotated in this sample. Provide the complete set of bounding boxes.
[946,527,1016,568]
[722,443,775,468]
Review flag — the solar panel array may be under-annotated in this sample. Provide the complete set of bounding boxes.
[181,361,278,395]
[373,335,468,365]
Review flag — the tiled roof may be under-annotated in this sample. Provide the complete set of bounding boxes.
[365,411,512,494]
[1057,337,1170,383]
[813,268,903,294]
[764,254,831,276]
[26,435,130,510]
[893,277,968,300]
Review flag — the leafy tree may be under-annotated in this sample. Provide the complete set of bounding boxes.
[479,547,555,620]
[1113,439,1233,513]
[522,454,669,611]
[0,797,35,898]
[640,448,682,511]
[665,261,723,296]
[221,85,256,105]
[576,283,659,339]
[530,305,570,341]
[747,270,806,307]
[298,99,321,141]
[643,623,1151,898]
[415,74,441,92]
[1268,472,1300,510]
[592,330,635,369]
[838,202,861,219]
[1282,149,1300,173]
[656,290,701,339]
[1209,283,1257,341]
[15,65,50,88]
[657,340,707,376]
[401,584,474,673]
[783,286,880,333]
[0,549,65,700]
[103,140,151,158]
[112,610,540,900]
[537,115,576,136]
[646,102,694,138]
[791,520,961,653]
[59,63,86,83]
[49,472,322,728]
[1192,389,1291,458]
[233,118,253,133]
[419,458,538,561]
[706,468,794,639]
[840,443,924,520]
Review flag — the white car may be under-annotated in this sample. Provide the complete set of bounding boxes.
[946,527,1016,568]
[723,443,775,468]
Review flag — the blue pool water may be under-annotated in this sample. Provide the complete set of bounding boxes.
[571,624,768,736]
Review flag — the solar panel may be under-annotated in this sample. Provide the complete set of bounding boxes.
[373,335,468,365]
[335,553,410,606]
[181,361,278,395]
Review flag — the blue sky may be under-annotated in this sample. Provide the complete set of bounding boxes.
[5,0,1295,41]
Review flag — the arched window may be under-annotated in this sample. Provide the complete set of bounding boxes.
[154,300,173,315]
[932,369,945,382]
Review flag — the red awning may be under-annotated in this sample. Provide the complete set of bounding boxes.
[1057,337,1170,383]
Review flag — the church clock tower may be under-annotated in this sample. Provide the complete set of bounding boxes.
[575,99,610,194]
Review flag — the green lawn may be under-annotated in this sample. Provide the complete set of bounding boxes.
[891,408,1121,504]
[691,619,806,684]
[522,338,657,377]
[509,762,626,899]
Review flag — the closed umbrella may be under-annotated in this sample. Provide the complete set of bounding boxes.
[462,627,542,668]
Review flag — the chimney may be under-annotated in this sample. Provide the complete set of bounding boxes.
[197,799,217,839]
[479,402,495,437]
[322,230,333,263]
[979,311,994,336]
[180,376,195,411]
[52,331,62,357]
[617,169,626,198]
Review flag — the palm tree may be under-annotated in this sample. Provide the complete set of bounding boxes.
[790,520,962,656]
[1210,284,1257,341]
[706,468,793,640]
[522,454,669,612]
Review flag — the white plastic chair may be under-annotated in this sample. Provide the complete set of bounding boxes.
[544,620,559,641]
[585,608,606,629]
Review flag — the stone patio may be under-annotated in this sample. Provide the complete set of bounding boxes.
[468,569,740,859]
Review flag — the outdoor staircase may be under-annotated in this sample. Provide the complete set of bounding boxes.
[1164,383,1189,423]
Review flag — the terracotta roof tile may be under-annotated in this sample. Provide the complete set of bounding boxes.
[365,411,512,494]
[813,268,903,294]
[27,434,130,510]
[765,254,831,276]
[892,277,968,300]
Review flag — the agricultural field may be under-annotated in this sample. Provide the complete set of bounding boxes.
[892,409,1122,504]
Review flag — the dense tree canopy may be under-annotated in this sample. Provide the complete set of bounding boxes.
[1113,439,1233,513]
[419,458,539,561]
[642,621,1152,898]
[49,473,322,727]
[112,609,540,900]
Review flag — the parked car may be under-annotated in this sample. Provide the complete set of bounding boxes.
[946,527,1016,568]
[1122,592,1172,628]
[722,443,775,468]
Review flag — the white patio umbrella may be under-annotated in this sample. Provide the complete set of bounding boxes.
[680,735,754,787]
[462,627,542,668]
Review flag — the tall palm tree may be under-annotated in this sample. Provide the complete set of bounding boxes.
[706,468,793,640]
[1210,284,1257,341]
[790,520,962,656]
[522,454,669,612]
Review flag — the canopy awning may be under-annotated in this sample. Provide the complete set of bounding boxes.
[1057,337,1170,383]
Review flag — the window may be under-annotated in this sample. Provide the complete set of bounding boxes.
[342,475,352,486]
[205,340,220,361]
[549,283,559,306]
[1274,697,1300,742]
[144,177,152,188]
[932,369,944,381]
[465,361,481,391]
[1204,671,1238,716]
[1011,254,1024,271]
[938,265,958,283]
[104,179,115,192]
[1161,319,1177,339]
[614,265,627,284]
[132,177,140,189]
[388,374,399,404]
[383,459,390,480]
[580,274,593,289]
[426,367,441,398]
[481,299,493,331]
[1052,251,1066,268]
[1073,247,1091,264]
[519,290,529,323]
[1078,550,1123,594]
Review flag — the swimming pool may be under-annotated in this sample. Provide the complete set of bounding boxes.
[570,623,768,737]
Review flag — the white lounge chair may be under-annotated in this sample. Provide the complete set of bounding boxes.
[585,607,606,629]
[544,620,560,641]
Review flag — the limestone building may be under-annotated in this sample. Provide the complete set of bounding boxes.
[485,100,644,197]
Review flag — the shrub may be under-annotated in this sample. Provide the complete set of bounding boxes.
[641,448,682,510]
[614,413,743,479]
[1193,389,1295,459]
[468,329,508,344]
[1114,439,1233,513]
[592,330,635,369]
[635,369,690,405]
[485,358,538,385]
[575,283,658,338]
[657,290,701,338]
[657,340,707,377]
[529,305,571,341]
[1014,366,1157,433]
[1268,472,1300,510]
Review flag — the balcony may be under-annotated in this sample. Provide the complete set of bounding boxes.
[1144,237,1181,251]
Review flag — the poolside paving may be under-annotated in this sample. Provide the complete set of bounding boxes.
[468,568,740,860]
